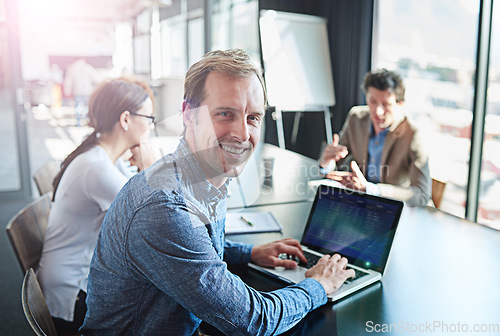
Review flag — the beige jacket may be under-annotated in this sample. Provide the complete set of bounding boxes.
[336,106,431,206]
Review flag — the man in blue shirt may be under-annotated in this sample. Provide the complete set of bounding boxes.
[81,49,354,336]
[319,69,431,206]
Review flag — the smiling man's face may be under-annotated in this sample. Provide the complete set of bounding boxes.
[183,71,265,187]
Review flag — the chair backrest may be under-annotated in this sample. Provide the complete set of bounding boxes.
[33,160,60,196]
[22,268,58,336]
[5,193,51,273]
[432,178,447,209]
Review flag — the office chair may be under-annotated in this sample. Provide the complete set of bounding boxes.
[431,178,447,209]
[22,268,58,336]
[33,160,60,196]
[5,193,51,273]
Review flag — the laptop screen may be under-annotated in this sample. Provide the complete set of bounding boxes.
[301,185,403,274]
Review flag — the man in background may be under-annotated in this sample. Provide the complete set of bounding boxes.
[64,58,96,126]
[319,69,431,206]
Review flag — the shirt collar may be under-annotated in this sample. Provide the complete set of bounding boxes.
[173,139,228,202]
[370,124,389,138]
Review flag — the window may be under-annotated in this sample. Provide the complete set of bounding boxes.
[211,0,260,62]
[479,1,500,229]
[133,10,152,74]
[373,0,480,219]
[0,25,22,191]
[159,0,204,76]
[188,16,204,67]
[161,15,187,77]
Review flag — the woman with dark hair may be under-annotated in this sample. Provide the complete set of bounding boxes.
[37,77,157,334]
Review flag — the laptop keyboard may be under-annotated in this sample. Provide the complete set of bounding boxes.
[344,269,368,284]
[298,250,369,283]
[299,250,322,268]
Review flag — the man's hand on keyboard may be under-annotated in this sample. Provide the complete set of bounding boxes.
[305,254,356,294]
[251,238,308,269]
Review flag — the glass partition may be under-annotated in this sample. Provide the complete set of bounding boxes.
[373,0,480,218]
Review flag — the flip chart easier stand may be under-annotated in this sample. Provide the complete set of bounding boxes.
[260,10,335,148]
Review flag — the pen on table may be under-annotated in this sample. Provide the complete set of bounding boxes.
[240,216,253,226]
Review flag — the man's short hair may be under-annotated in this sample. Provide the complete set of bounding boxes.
[183,49,267,108]
[362,69,405,103]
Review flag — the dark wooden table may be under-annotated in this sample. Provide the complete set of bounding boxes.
[228,203,500,335]
[226,144,500,335]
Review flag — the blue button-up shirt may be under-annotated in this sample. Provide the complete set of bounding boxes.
[81,139,326,336]
[367,127,389,183]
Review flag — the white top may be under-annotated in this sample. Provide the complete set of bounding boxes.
[37,145,134,322]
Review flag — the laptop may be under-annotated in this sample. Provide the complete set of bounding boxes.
[249,184,404,302]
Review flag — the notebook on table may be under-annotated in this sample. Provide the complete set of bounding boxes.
[249,184,404,302]
[225,212,282,235]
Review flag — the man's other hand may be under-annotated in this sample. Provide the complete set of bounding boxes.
[251,238,307,269]
[326,161,368,192]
